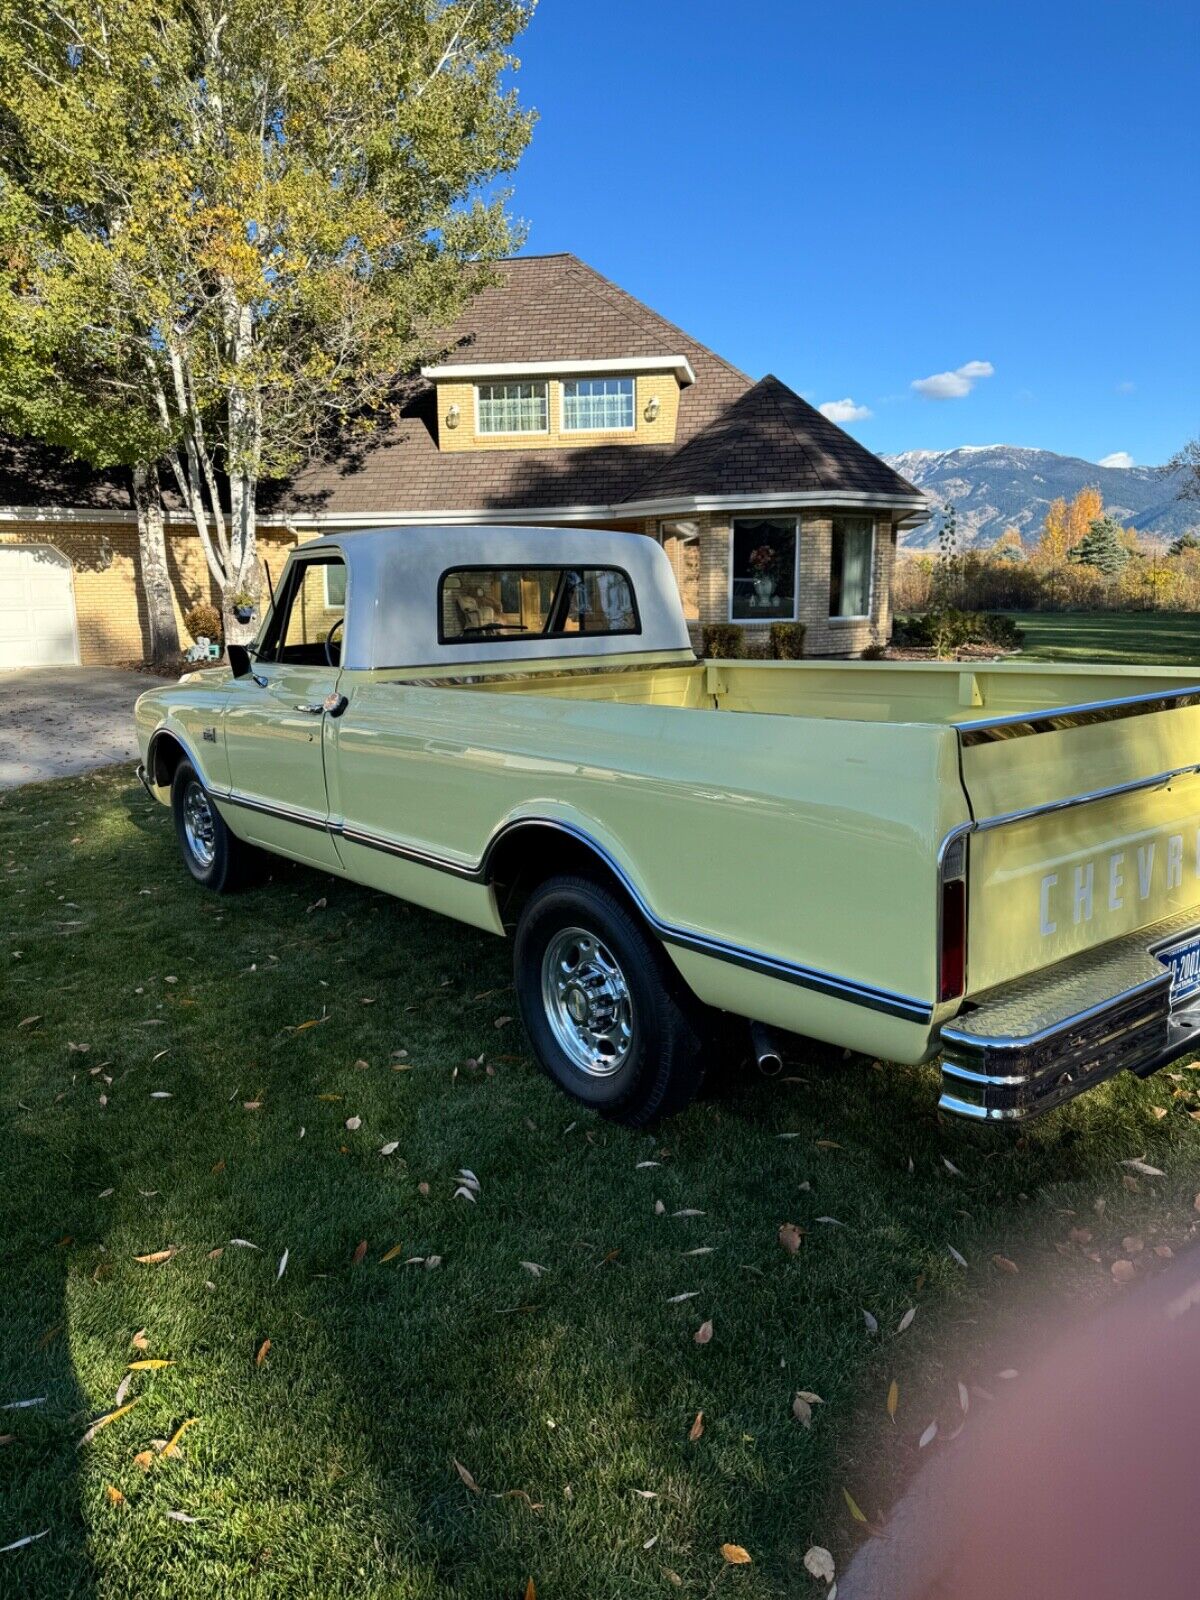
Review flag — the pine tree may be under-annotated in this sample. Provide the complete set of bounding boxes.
[1069,515,1130,576]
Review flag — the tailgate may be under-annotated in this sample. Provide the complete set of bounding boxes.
[957,689,1200,995]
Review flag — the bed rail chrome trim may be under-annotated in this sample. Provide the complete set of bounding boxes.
[937,762,1200,870]
[959,684,1200,745]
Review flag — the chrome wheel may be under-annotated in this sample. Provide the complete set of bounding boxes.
[540,925,634,1077]
[182,779,216,868]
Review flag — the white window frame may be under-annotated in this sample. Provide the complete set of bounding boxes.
[560,376,636,434]
[728,515,801,624]
[323,559,347,611]
[474,380,550,437]
[828,516,876,622]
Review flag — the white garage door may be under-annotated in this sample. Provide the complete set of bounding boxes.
[0,544,80,668]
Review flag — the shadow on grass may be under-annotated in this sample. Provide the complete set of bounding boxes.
[2,771,1192,1599]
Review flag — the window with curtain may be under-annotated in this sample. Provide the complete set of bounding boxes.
[829,517,874,617]
[562,377,635,431]
[476,381,548,434]
[730,518,797,621]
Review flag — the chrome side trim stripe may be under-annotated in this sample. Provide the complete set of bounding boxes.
[959,684,1200,745]
[219,797,934,1023]
[221,790,331,833]
[478,819,934,1023]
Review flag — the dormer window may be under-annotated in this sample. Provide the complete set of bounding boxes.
[476,381,548,434]
[562,377,635,433]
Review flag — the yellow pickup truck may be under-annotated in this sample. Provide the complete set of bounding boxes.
[135,527,1200,1126]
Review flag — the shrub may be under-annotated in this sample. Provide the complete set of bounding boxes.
[860,642,888,660]
[768,622,806,659]
[701,623,744,659]
[184,601,222,643]
[893,608,1024,656]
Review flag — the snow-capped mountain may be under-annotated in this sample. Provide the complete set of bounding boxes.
[885,445,1196,550]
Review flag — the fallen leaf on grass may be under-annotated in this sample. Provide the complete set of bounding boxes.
[133,1450,155,1472]
[942,1156,963,1177]
[380,1141,399,1157]
[667,1291,699,1304]
[17,1016,42,1029]
[862,1309,879,1335]
[947,1244,968,1268]
[78,1399,139,1448]
[1122,1235,1145,1254]
[256,1339,271,1366]
[352,1240,368,1265]
[992,1254,1019,1275]
[778,1222,803,1254]
[1111,1259,1137,1283]
[166,1510,198,1524]
[897,1306,916,1333]
[345,1116,361,1131]
[721,1543,752,1565]
[105,1484,125,1506]
[520,1261,548,1277]
[672,1209,705,1218]
[161,1418,197,1459]
[149,1092,173,1100]
[887,1380,899,1421]
[803,1546,835,1583]
[694,1319,714,1345]
[276,1249,288,1282]
[688,1410,704,1441]
[114,1375,132,1408]
[0,1435,14,1446]
[454,1458,482,1493]
[127,1360,172,1372]
[131,1330,149,1351]
[1121,1157,1165,1177]
[134,1249,177,1266]
[919,1419,938,1449]
[843,1487,868,1524]
[0,1530,49,1553]
[958,1381,970,1413]
[453,1186,477,1203]
[228,1239,259,1250]
[380,1244,405,1263]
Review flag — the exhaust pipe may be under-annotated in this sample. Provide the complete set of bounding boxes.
[750,1021,783,1076]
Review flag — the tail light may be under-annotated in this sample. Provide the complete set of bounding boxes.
[938,836,967,1003]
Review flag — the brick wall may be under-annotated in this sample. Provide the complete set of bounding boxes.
[0,520,296,666]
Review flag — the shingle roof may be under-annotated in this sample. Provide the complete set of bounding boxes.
[625,375,922,504]
[0,254,920,519]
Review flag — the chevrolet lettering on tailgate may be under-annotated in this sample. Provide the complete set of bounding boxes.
[133,526,1200,1127]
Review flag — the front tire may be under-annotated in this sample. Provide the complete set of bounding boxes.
[513,875,708,1126]
[170,760,260,892]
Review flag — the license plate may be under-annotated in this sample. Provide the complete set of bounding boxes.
[1159,932,1200,1009]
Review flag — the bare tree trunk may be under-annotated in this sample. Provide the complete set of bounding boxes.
[223,296,260,645]
[131,461,181,669]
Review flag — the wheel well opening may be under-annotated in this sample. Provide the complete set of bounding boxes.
[149,733,188,790]
[488,825,643,932]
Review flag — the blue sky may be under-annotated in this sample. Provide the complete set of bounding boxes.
[507,0,1198,466]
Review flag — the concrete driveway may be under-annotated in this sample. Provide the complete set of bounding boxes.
[0,666,173,789]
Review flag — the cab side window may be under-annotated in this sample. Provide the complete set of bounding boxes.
[258,556,346,665]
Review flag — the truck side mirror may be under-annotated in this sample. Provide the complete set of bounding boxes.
[227,644,251,679]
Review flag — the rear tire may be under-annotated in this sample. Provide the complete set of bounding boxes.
[513,874,709,1126]
[170,760,261,892]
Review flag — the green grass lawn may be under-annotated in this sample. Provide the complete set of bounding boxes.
[5,771,1200,1598]
[1012,610,1200,666]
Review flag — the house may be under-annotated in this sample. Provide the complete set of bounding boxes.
[0,254,925,667]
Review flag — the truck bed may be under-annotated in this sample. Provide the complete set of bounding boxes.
[472,655,1200,727]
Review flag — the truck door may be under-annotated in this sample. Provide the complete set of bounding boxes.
[222,551,346,870]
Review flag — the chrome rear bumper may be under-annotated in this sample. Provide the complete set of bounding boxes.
[939,913,1200,1121]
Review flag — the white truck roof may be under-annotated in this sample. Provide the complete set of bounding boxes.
[293,525,695,671]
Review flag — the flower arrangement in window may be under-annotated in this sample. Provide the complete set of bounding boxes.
[748,542,781,605]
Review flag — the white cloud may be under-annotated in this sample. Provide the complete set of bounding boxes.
[911,360,995,401]
[1098,450,1135,469]
[1115,380,1136,395]
[818,397,872,423]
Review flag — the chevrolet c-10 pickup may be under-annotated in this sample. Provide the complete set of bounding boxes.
[135,526,1200,1125]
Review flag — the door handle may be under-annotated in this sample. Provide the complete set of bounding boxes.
[295,692,348,717]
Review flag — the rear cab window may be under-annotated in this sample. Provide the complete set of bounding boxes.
[439,565,640,644]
